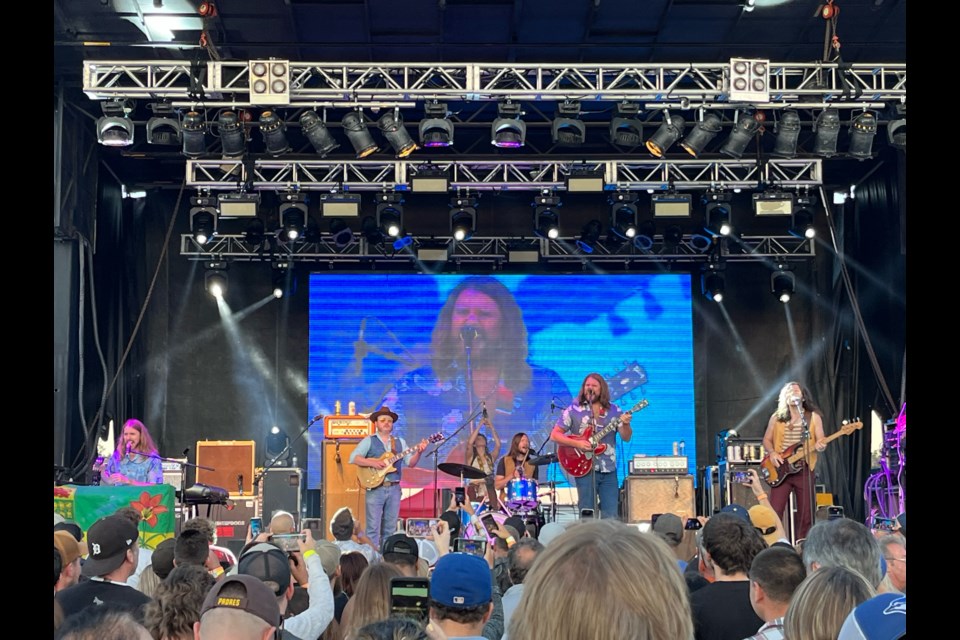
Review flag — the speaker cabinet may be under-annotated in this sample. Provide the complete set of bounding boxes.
[262,467,304,525]
[208,497,258,558]
[196,440,255,496]
[623,476,696,523]
[322,440,366,541]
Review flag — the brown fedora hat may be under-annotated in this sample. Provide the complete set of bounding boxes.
[368,406,399,423]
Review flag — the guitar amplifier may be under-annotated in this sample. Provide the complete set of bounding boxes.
[623,476,695,523]
[629,455,688,475]
[196,440,256,497]
[324,416,375,439]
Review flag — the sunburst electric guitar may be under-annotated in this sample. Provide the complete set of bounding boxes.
[356,433,444,489]
[557,400,649,477]
[759,420,863,487]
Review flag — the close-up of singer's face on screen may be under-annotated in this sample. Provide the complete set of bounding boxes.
[306,273,695,489]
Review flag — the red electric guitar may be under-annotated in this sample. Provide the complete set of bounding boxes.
[759,420,862,487]
[557,399,649,477]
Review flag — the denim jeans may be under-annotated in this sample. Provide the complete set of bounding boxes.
[575,471,620,519]
[365,483,402,549]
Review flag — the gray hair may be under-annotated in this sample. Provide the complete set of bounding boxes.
[802,519,882,587]
[507,537,544,585]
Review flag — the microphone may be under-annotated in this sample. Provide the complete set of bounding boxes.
[309,413,324,425]
[237,474,244,496]
[459,325,478,345]
[182,448,190,457]
[125,441,132,455]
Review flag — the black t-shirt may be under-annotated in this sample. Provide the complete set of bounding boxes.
[689,580,763,640]
[55,579,153,622]
[495,457,539,479]
[334,590,349,623]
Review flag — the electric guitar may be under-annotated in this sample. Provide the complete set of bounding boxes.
[356,432,444,489]
[557,399,649,477]
[759,420,863,487]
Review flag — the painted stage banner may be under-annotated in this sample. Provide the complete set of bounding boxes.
[53,484,175,550]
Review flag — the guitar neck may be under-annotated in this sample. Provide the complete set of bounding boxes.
[384,445,417,466]
[591,414,626,443]
[786,430,843,463]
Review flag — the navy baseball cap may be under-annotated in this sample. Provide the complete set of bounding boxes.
[430,552,492,608]
[720,504,751,523]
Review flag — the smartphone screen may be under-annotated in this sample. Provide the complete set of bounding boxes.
[732,471,751,483]
[872,516,896,531]
[272,533,303,552]
[302,518,323,540]
[454,486,466,506]
[406,518,440,539]
[480,513,500,538]
[390,576,430,623]
[454,538,487,557]
[684,517,702,530]
[249,517,262,537]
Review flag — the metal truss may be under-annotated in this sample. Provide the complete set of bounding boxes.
[186,158,821,192]
[180,234,814,265]
[84,60,905,109]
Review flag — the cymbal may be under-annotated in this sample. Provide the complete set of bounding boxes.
[438,462,488,480]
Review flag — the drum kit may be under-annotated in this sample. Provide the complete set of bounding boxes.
[438,453,559,535]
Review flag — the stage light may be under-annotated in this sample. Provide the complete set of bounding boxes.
[634,220,657,251]
[663,224,683,251]
[552,100,586,147]
[887,103,906,151]
[576,220,603,254]
[609,193,638,241]
[704,193,733,237]
[300,110,339,157]
[771,266,795,303]
[680,112,722,157]
[265,425,290,463]
[420,102,454,148]
[848,111,878,160]
[328,218,354,248]
[769,109,802,158]
[645,112,685,157]
[753,191,794,216]
[790,201,816,239]
[279,192,307,241]
[272,261,290,299]
[491,101,526,148]
[320,193,361,218]
[182,110,207,157]
[729,58,769,102]
[216,111,246,157]
[450,196,477,241]
[259,110,290,156]
[204,262,228,299]
[248,59,289,105]
[218,192,259,218]
[393,235,414,251]
[376,193,404,237]
[361,216,385,246]
[610,102,643,148]
[378,111,418,158]
[190,195,218,245]
[145,103,181,145]
[342,111,379,158]
[566,167,605,193]
[533,191,561,239]
[702,267,725,303]
[720,110,760,159]
[652,193,692,217]
[813,109,841,157]
[97,101,135,147]
[411,167,450,193]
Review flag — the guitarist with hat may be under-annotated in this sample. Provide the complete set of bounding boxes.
[762,381,827,541]
[350,406,428,548]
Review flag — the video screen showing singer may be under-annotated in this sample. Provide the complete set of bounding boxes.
[100,419,163,486]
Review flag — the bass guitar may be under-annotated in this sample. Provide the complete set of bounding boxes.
[356,432,444,489]
[558,399,649,477]
[759,420,862,487]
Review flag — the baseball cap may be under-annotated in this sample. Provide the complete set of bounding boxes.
[314,539,342,578]
[430,553,492,607]
[748,505,781,546]
[54,522,84,542]
[237,543,292,597]
[837,594,906,640]
[504,516,526,537]
[200,574,282,628]
[537,522,566,547]
[382,533,419,560]
[152,538,176,580]
[54,530,88,566]
[652,513,683,545]
[81,514,139,577]
[720,504,751,523]
[895,513,906,536]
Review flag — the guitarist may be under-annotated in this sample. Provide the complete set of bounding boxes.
[349,406,428,549]
[550,374,633,519]
[761,382,827,541]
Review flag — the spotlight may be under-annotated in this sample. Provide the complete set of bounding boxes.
[771,267,795,303]
[680,112,722,157]
[887,103,905,151]
[248,59,289,105]
[300,110,339,157]
[259,110,290,156]
[265,425,290,463]
[182,110,207,157]
[552,100,586,147]
[729,57,769,102]
[771,110,801,158]
[450,196,477,241]
[576,220,603,254]
[218,110,246,158]
[378,111,418,158]
[342,111,379,158]
[272,261,291,299]
[190,195,218,245]
[361,216,385,246]
[420,102,454,148]
[720,110,760,159]
[610,102,643,148]
[790,200,816,239]
[645,112,685,158]
[328,218,354,248]
[634,220,656,251]
[690,233,714,253]
[145,103,181,145]
[376,193,404,237]
[702,267,725,303]
[533,191,561,239]
[96,101,135,147]
[662,224,683,251]
[491,101,526,148]
[813,109,841,157]
[704,193,733,237]
[204,262,228,299]
[279,192,308,241]
[609,193,638,241]
[848,112,878,160]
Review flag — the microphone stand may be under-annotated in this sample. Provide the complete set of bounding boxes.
[796,400,816,542]
[430,403,484,517]
[253,414,323,521]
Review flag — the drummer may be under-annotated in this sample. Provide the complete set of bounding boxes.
[494,432,538,502]
[466,415,501,502]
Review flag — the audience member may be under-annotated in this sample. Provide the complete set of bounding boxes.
[429,552,494,638]
[55,530,87,593]
[652,512,688,571]
[55,607,152,640]
[783,566,875,640]
[353,617,431,640]
[331,507,381,564]
[501,537,543,630]
[143,563,216,640]
[152,538,177,580]
[340,562,403,640]
[876,535,906,595]
[802,519,882,588]
[381,533,421,577]
[837,593,906,640]
[745,546,807,640]
[114,506,153,590]
[194,574,281,640]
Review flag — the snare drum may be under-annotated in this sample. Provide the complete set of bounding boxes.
[506,478,539,511]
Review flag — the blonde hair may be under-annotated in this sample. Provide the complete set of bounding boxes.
[783,566,875,640]
[136,565,163,598]
[508,520,694,640]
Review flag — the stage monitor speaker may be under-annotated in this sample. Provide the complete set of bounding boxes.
[623,476,696,523]
[196,440,255,496]
[322,440,365,541]
[262,467,304,526]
